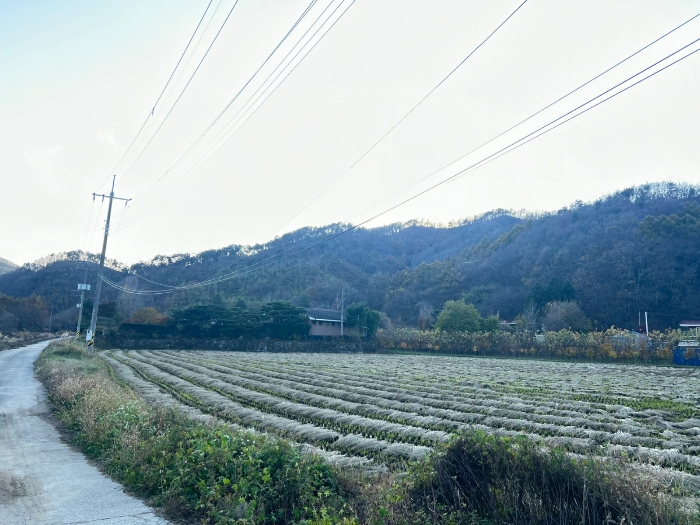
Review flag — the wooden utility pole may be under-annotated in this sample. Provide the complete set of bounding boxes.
[87,176,130,351]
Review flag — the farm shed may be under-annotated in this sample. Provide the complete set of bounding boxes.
[306,308,356,338]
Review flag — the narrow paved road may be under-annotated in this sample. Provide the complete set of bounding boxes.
[0,341,170,524]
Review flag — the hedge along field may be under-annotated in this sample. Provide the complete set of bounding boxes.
[105,350,700,488]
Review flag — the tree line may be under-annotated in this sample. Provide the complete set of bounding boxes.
[0,293,49,332]
[116,301,382,341]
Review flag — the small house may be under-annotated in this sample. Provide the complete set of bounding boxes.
[306,308,356,338]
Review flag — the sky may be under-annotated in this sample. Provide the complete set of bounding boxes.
[1,0,700,266]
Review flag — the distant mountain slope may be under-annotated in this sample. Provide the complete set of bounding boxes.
[0,214,517,313]
[0,183,698,330]
[385,183,700,328]
[0,257,17,275]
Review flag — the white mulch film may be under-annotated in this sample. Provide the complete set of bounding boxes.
[102,350,700,484]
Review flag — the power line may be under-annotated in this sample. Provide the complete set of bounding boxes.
[86,0,215,246]
[109,43,695,293]
[371,11,700,208]
[101,40,700,295]
[99,0,214,189]
[274,0,529,235]
[156,0,342,190]
[136,0,352,214]
[106,7,699,286]
[112,0,355,233]
[171,0,226,92]
[119,0,242,180]
[123,0,324,209]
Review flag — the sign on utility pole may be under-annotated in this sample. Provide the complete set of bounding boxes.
[87,175,130,351]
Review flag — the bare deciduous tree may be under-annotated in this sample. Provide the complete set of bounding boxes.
[118,276,143,319]
[520,302,540,332]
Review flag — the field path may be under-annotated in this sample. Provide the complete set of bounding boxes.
[0,341,169,525]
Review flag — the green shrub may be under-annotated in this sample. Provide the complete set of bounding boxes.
[385,430,687,525]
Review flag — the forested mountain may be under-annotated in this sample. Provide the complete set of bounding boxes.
[0,257,17,275]
[1,182,698,331]
[384,183,700,329]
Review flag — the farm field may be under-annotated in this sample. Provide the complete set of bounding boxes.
[105,350,700,484]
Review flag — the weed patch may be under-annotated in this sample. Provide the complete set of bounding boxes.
[376,430,693,525]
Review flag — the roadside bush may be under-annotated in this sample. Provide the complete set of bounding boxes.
[36,342,350,524]
[382,430,686,525]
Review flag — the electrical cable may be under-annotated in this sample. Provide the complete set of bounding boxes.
[97,0,214,190]
[112,0,354,234]
[274,0,529,235]
[120,6,690,269]
[171,0,225,92]
[115,7,698,238]
[83,1,217,286]
[119,0,242,180]
[110,39,700,293]
[126,0,349,219]
[101,40,700,295]
[363,11,700,210]
[155,0,339,191]
[121,0,324,210]
[110,1,337,235]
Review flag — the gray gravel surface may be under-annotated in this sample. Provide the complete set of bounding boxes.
[0,340,170,525]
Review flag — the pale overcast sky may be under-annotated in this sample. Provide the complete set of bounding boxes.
[1,0,699,265]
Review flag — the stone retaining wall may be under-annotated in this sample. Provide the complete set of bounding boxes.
[100,336,378,353]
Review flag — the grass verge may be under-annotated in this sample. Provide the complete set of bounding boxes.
[36,341,698,525]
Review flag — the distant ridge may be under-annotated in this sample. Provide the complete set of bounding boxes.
[0,182,698,330]
[0,257,17,275]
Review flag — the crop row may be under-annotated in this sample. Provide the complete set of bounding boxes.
[213,352,637,419]
[183,352,625,421]
[185,352,622,422]
[144,352,467,432]
[150,352,700,468]
[111,351,432,463]
[153,351,675,447]
[278,360,686,416]
[165,352,683,446]
[128,351,450,446]
[103,353,383,470]
[109,351,700,474]
[225,352,699,407]
[222,352,700,426]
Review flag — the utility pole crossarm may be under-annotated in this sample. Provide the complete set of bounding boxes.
[92,192,131,204]
[87,175,129,352]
